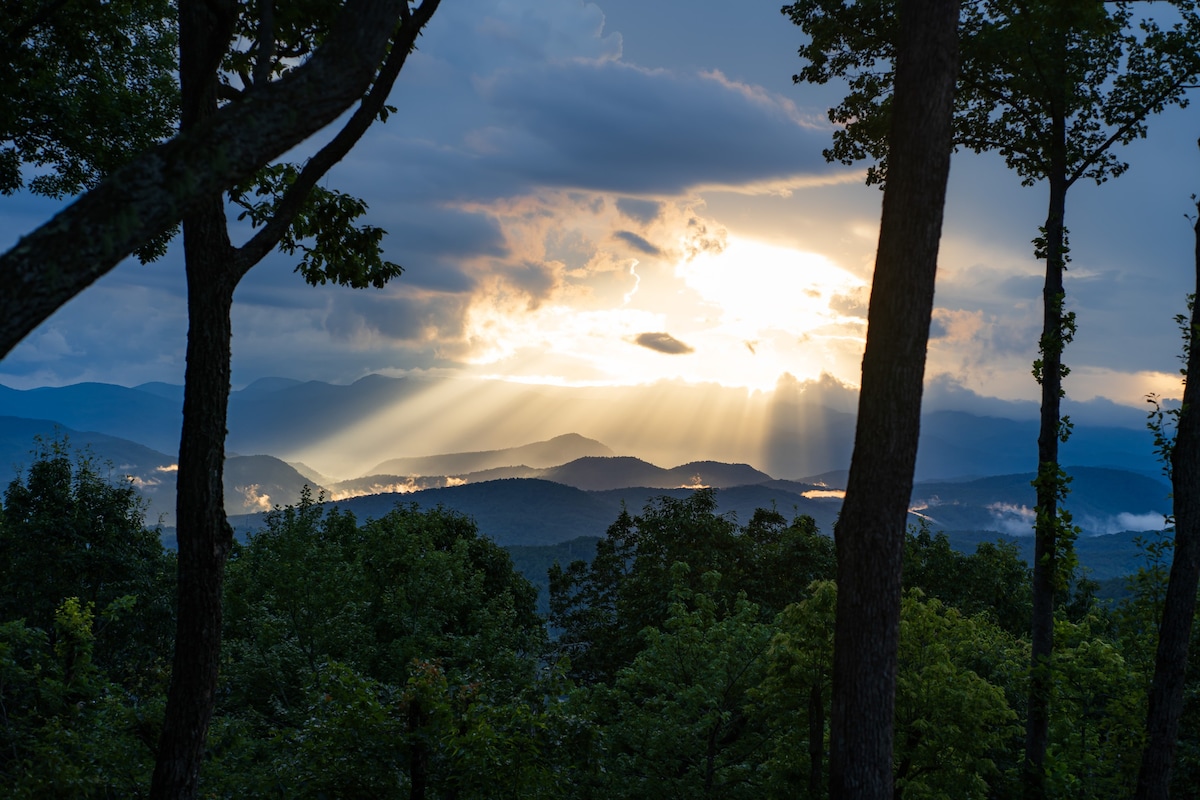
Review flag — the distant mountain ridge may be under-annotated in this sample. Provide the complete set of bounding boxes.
[0,416,318,523]
[0,375,1162,480]
[368,433,613,476]
[538,457,772,491]
[227,474,1165,582]
[0,376,1172,565]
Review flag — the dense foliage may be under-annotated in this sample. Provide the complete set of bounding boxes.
[2,449,1198,797]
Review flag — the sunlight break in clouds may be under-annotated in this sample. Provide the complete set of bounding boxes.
[458,230,867,391]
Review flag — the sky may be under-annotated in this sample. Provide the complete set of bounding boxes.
[3,0,1200,448]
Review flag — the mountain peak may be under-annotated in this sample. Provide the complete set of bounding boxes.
[366,433,615,477]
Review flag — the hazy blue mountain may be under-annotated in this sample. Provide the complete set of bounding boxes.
[368,433,615,477]
[0,376,1161,481]
[312,478,621,546]
[286,461,338,487]
[227,374,426,460]
[230,478,850,548]
[673,461,775,486]
[223,455,325,516]
[537,458,776,492]
[0,415,180,522]
[327,473,482,500]
[240,377,304,394]
[455,465,544,482]
[334,456,773,495]
[0,416,318,523]
[132,382,185,403]
[911,467,1171,536]
[537,456,673,491]
[915,410,1158,480]
[0,383,181,454]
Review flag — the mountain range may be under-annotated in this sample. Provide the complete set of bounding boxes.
[0,374,1164,480]
[0,376,1176,582]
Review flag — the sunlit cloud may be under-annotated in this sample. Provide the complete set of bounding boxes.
[237,484,273,513]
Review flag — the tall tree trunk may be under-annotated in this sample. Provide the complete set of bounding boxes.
[827,0,959,797]
[150,246,235,797]
[1135,202,1200,800]
[150,1,236,796]
[1023,114,1070,800]
[808,679,823,798]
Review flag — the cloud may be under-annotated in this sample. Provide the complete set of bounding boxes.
[1114,512,1169,532]
[616,197,663,224]
[987,502,1036,536]
[472,58,834,195]
[634,331,694,355]
[929,308,985,343]
[237,484,273,513]
[613,230,662,257]
[682,218,727,260]
[829,288,867,318]
[1076,511,1170,535]
[496,260,561,307]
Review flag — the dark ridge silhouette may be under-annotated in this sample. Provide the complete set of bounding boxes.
[368,433,614,477]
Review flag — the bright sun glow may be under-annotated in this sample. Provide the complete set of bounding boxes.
[461,234,869,392]
[677,236,862,339]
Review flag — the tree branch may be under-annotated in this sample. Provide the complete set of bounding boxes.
[252,0,276,88]
[1067,75,1193,189]
[0,0,411,360]
[232,0,441,276]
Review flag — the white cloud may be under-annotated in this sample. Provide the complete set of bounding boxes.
[987,502,1036,537]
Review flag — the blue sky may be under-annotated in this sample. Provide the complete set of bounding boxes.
[2,0,1198,431]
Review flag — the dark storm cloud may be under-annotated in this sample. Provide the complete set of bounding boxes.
[634,332,694,355]
[616,197,663,224]
[325,292,470,343]
[474,60,831,195]
[391,206,507,257]
[613,230,662,257]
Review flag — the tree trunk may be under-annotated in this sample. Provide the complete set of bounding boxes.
[827,0,959,797]
[149,2,236,796]
[808,679,823,798]
[150,256,235,798]
[1023,114,1069,800]
[409,698,429,800]
[1135,205,1200,800]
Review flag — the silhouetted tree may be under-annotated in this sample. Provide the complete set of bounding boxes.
[0,0,426,359]
[1136,188,1200,800]
[822,0,959,797]
[783,1,1200,791]
[152,2,441,797]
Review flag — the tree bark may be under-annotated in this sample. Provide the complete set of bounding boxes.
[0,0,411,360]
[1135,202,1200,800]
[1023,104,1069,800]
[808,679,823,798]
[149,229,235,799]
[827,0,959,797]
[149,1,237,796]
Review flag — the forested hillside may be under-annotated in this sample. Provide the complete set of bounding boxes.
[2,450,1196,797]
